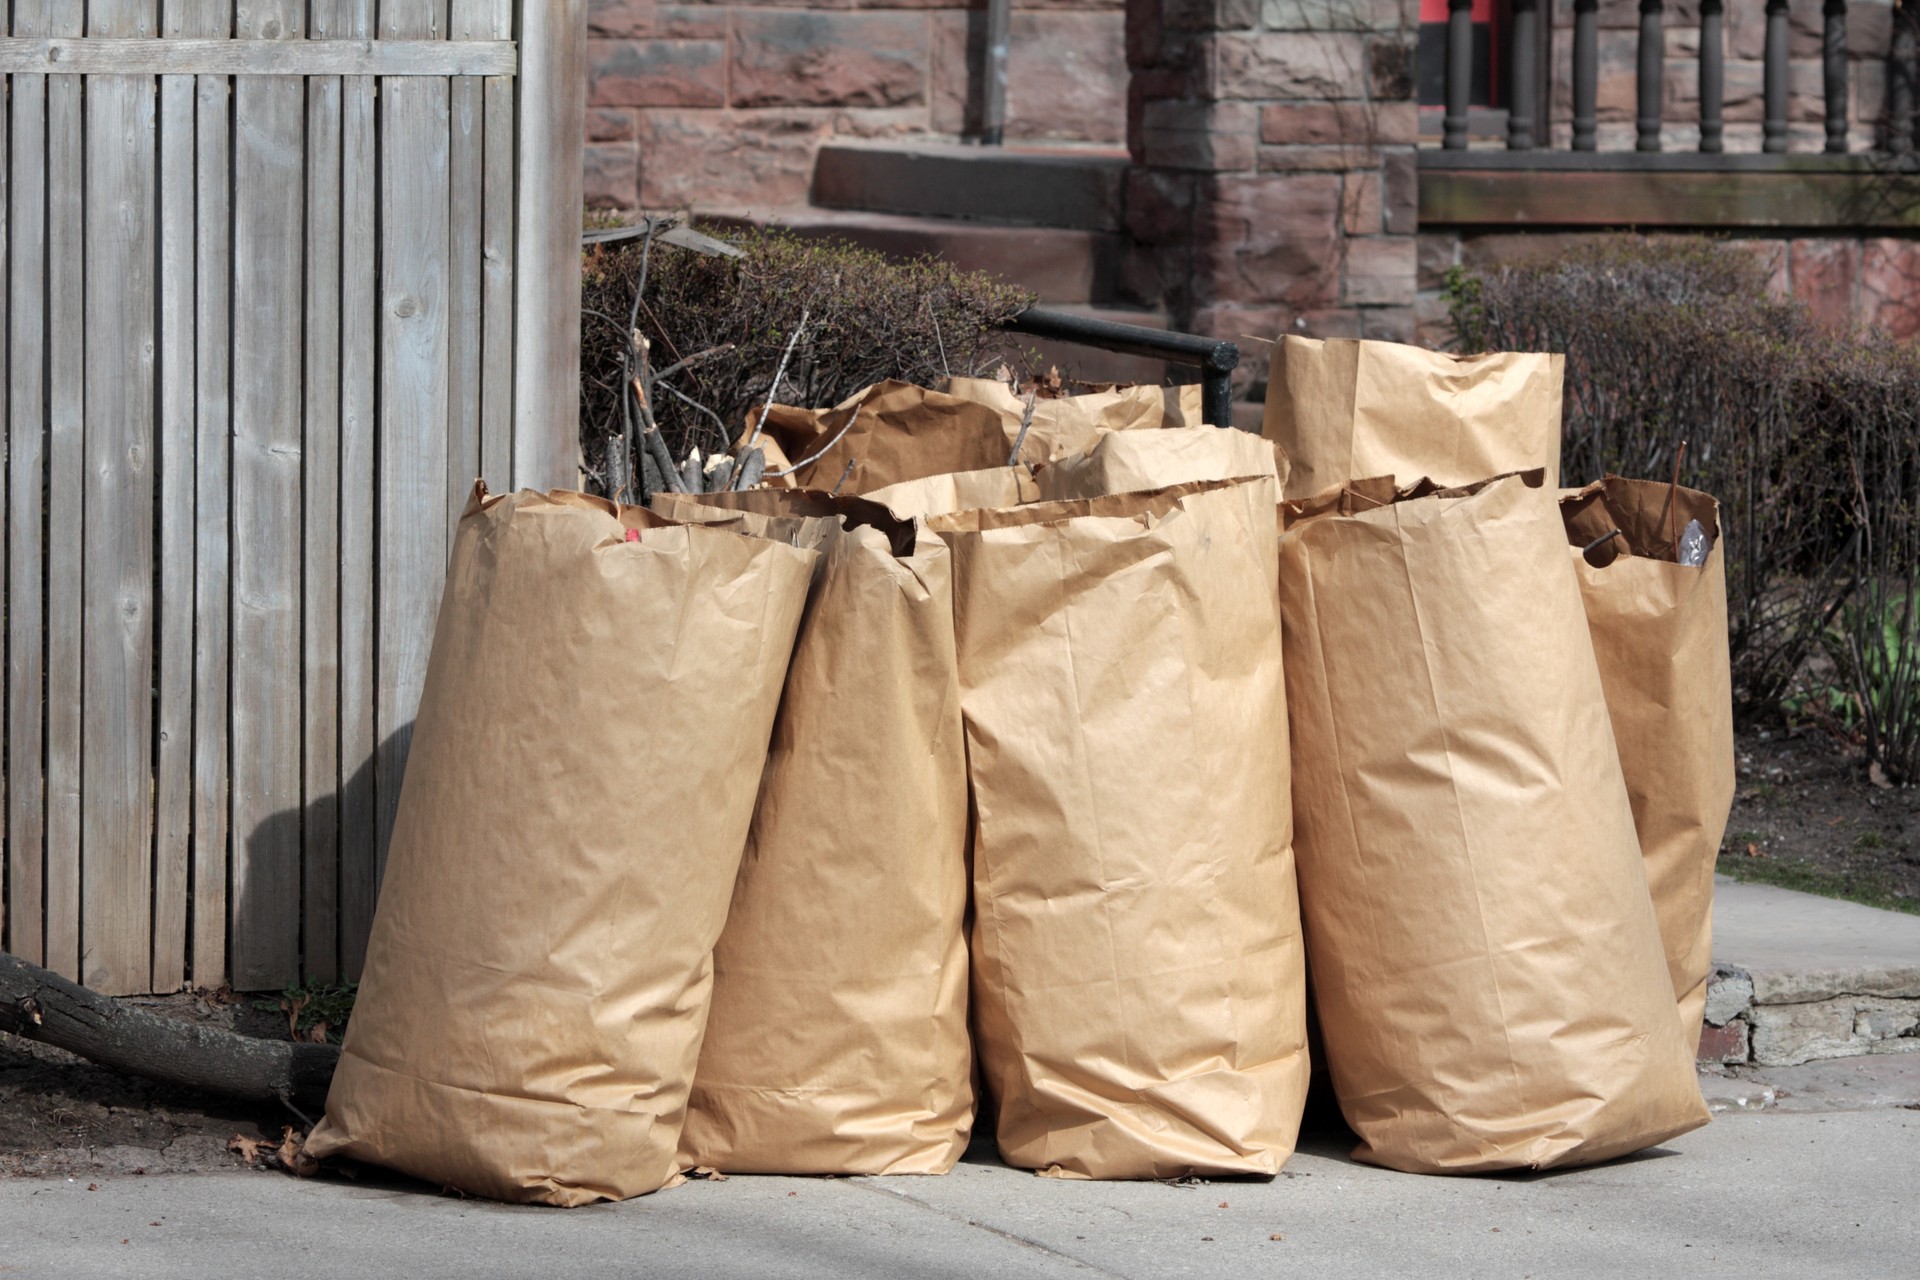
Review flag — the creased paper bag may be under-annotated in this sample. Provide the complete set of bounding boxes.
[750,380,1023,493]
[1278,471,1707,1174]
[306,486,816,1205]
[864,465,1040,520]
[945,376,1202,463]
[930,477,1308,1180]
[1035,425,1286,502]
[1262,335,1563,498]
[654,491,975,1175]
[1561,477,1734,1052]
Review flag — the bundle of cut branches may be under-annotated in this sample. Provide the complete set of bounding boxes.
[581,220,1034,500]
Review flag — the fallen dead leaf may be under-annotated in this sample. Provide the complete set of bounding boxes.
[278,1127,321,1178]
[280,993,309,1039]
[1870,762,1894,791]
[686,1166,729,1182]
[1745,842,1767,859]
[1218,1201,1229,1209]
[1270,1233,1285,1242]
[226,1134,265,1168]
[85,1183,98,1192]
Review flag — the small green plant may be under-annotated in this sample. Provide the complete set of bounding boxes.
[255,982,357,1045]
[1842,570,1920,782]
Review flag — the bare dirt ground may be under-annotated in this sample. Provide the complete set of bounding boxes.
[1718,725,1920,912]
[0,992,294,1179]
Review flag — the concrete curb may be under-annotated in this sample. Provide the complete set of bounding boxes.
[1698,876,1920,1068]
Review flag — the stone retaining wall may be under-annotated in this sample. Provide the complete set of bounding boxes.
[1700,963,1920,1068]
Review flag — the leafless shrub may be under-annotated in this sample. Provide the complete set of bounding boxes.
[580,225,1034,494]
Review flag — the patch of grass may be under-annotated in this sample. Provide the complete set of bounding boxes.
[1853,831,1887,852]
[1715,851,1920,916]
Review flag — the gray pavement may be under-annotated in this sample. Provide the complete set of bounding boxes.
[3,1107,1916,1280]
[6,879,1917,1277]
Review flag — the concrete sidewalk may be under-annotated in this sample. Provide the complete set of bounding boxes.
[1704,875,1920,1068]
[7,877,1917,1278]
[3,1108,1912,1280]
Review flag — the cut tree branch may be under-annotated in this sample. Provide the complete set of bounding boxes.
[0,951,338,1114]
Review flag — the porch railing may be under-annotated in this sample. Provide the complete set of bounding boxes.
[1440,0,1920,158]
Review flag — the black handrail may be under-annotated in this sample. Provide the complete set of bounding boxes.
[1001,307,1240,429]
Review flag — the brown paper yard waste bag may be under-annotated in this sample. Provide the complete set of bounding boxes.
[1263,335,1564,499]
[1035,424,1286,502]
[929,476,1309,1179]
[945,376,1203,463]
[750,380,1026,493]
[1277,471,1708,1174]
[863,465,1040,519]
[306,487,816,1205]
[1561,478,1735,1053]
[649,490,975,1174]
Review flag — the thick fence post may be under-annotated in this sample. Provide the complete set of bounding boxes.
[513,0,586,490]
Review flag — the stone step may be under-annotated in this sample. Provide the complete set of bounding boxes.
[1700,876,1920,1068]
[810,140,1129,233]
[701,206,1142,309]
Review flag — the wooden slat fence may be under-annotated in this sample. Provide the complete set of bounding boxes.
[1,1,585,995]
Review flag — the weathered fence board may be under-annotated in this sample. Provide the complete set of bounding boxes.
[302,3,347,988]
[154,6,201,994]
[229,1,310,993]
[338,66,379,982]
[0,3,583,992]
[43,0,87,986]
[7,66,48,968]
[377,0,454,890]
[190,49,234,991]
[79,0,161,998]
[0,38,517,77]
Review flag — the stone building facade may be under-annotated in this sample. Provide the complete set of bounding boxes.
[585,0,1920,405]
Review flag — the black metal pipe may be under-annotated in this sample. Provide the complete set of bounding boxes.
[1001,306,1241,429]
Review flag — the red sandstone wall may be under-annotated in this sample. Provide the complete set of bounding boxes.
[585,0,1134,211]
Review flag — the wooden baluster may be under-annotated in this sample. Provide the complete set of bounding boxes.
[1824,0,1849,153]
[1509,0,1539,150]
[1894,0,1916,156]
[1637,0,1665,151]
[1764,0,1790,153]
[1700,0,1725,153]
[1574,0,1599,151]
[1444,0,1472,150]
